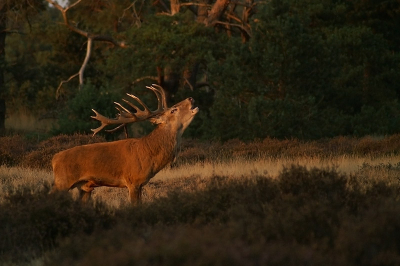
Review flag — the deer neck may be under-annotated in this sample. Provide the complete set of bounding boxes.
[141,124,182,169]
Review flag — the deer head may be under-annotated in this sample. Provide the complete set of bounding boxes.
[91,84,198,137]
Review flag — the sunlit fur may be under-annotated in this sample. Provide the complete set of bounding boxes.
[51,98,199,204]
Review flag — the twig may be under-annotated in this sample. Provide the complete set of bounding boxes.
[132,76,158,85]
[214,21,251,37]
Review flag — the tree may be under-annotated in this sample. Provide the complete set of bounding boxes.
[0,4,6,134]
[4,0,400,140]
[45,0,127,97]
[147,0,256,97]
[0,0,45,134]
[46,0,258,103]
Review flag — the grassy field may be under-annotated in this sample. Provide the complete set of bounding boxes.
[1,135,400,265]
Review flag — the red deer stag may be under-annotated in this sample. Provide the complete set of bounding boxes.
[51,84,199,204]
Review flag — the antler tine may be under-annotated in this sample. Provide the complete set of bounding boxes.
[91,109,138,136]
[146,84,168,112]
[114,101,131,114]
[121,97,150,117]
[91,109,113,136]
[105,124,126,133]
[125,93,152,113]
[91,85,169,136]
[151,84,168,109]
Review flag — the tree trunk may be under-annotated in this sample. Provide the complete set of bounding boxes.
[0,4,6,134]
[197,0,209,23]
[183,63,200,90]
[157,66,179,104]
[170,0,180,15]
[205,0,230,26]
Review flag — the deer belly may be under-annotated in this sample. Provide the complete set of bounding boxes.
[81,176,127,188]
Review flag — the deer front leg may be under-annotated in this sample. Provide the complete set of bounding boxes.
[128,185,143,205]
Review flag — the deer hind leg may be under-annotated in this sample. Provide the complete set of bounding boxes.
[76,181,95,203]
[79,189,92,202]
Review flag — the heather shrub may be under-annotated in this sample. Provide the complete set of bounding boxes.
[0,185,113,263]
[0,135,31,166]
[1,165,400,265]
[278,165,348,205]
[49,166,400,264]
[21,134,105,169]
[45,224,339,266]
[2,134,400,169]
[335,199,400,266]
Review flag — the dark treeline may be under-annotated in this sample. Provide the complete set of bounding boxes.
[2,0,400,140]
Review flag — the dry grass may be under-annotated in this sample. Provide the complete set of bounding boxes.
[2,153,396,208]
[1,134,400,208]
[0,166,52,199]
[161,154,400,179]
[93,153,400,208]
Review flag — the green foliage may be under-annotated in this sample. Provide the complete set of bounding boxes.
[101,13,224,90]
[3,0,400,140]
[352,102,400,136]
[247,96,323,139]
[201,0,400,140]
[52,82,122,136]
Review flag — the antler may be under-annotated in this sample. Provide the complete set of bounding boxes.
[91,84,168,136]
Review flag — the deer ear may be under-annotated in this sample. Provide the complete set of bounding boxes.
[149,115,165,125]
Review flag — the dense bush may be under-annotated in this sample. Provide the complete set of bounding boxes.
[21,134,105,169]
[52,82,123,137]
[1,165,400,265]
[0,134,105,169]
[0,185,113,263]
[0,135,32,167]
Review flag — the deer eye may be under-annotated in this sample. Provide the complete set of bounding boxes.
[171,108,177,114]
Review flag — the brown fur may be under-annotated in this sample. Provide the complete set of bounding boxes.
[52,98,199,204]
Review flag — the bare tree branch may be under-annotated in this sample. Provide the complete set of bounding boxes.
[56,73,79,99]
[46,0,88,37]
[119,0,142,27]
[214,20,251,37]
[184,77,194,91]
[226,13,243,24]
[132,76,158,85]
[195,82,211,89]
[179,3,211,7]
[79,37,93,85]
[46,0,128,96]
[205,0,231,26]
[153,0,171,13]
[1,29,25,34]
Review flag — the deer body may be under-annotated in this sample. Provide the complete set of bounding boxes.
[51,86,198,204]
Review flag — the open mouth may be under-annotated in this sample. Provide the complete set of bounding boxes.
[191,106,199,114]
[189,98,199,114]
